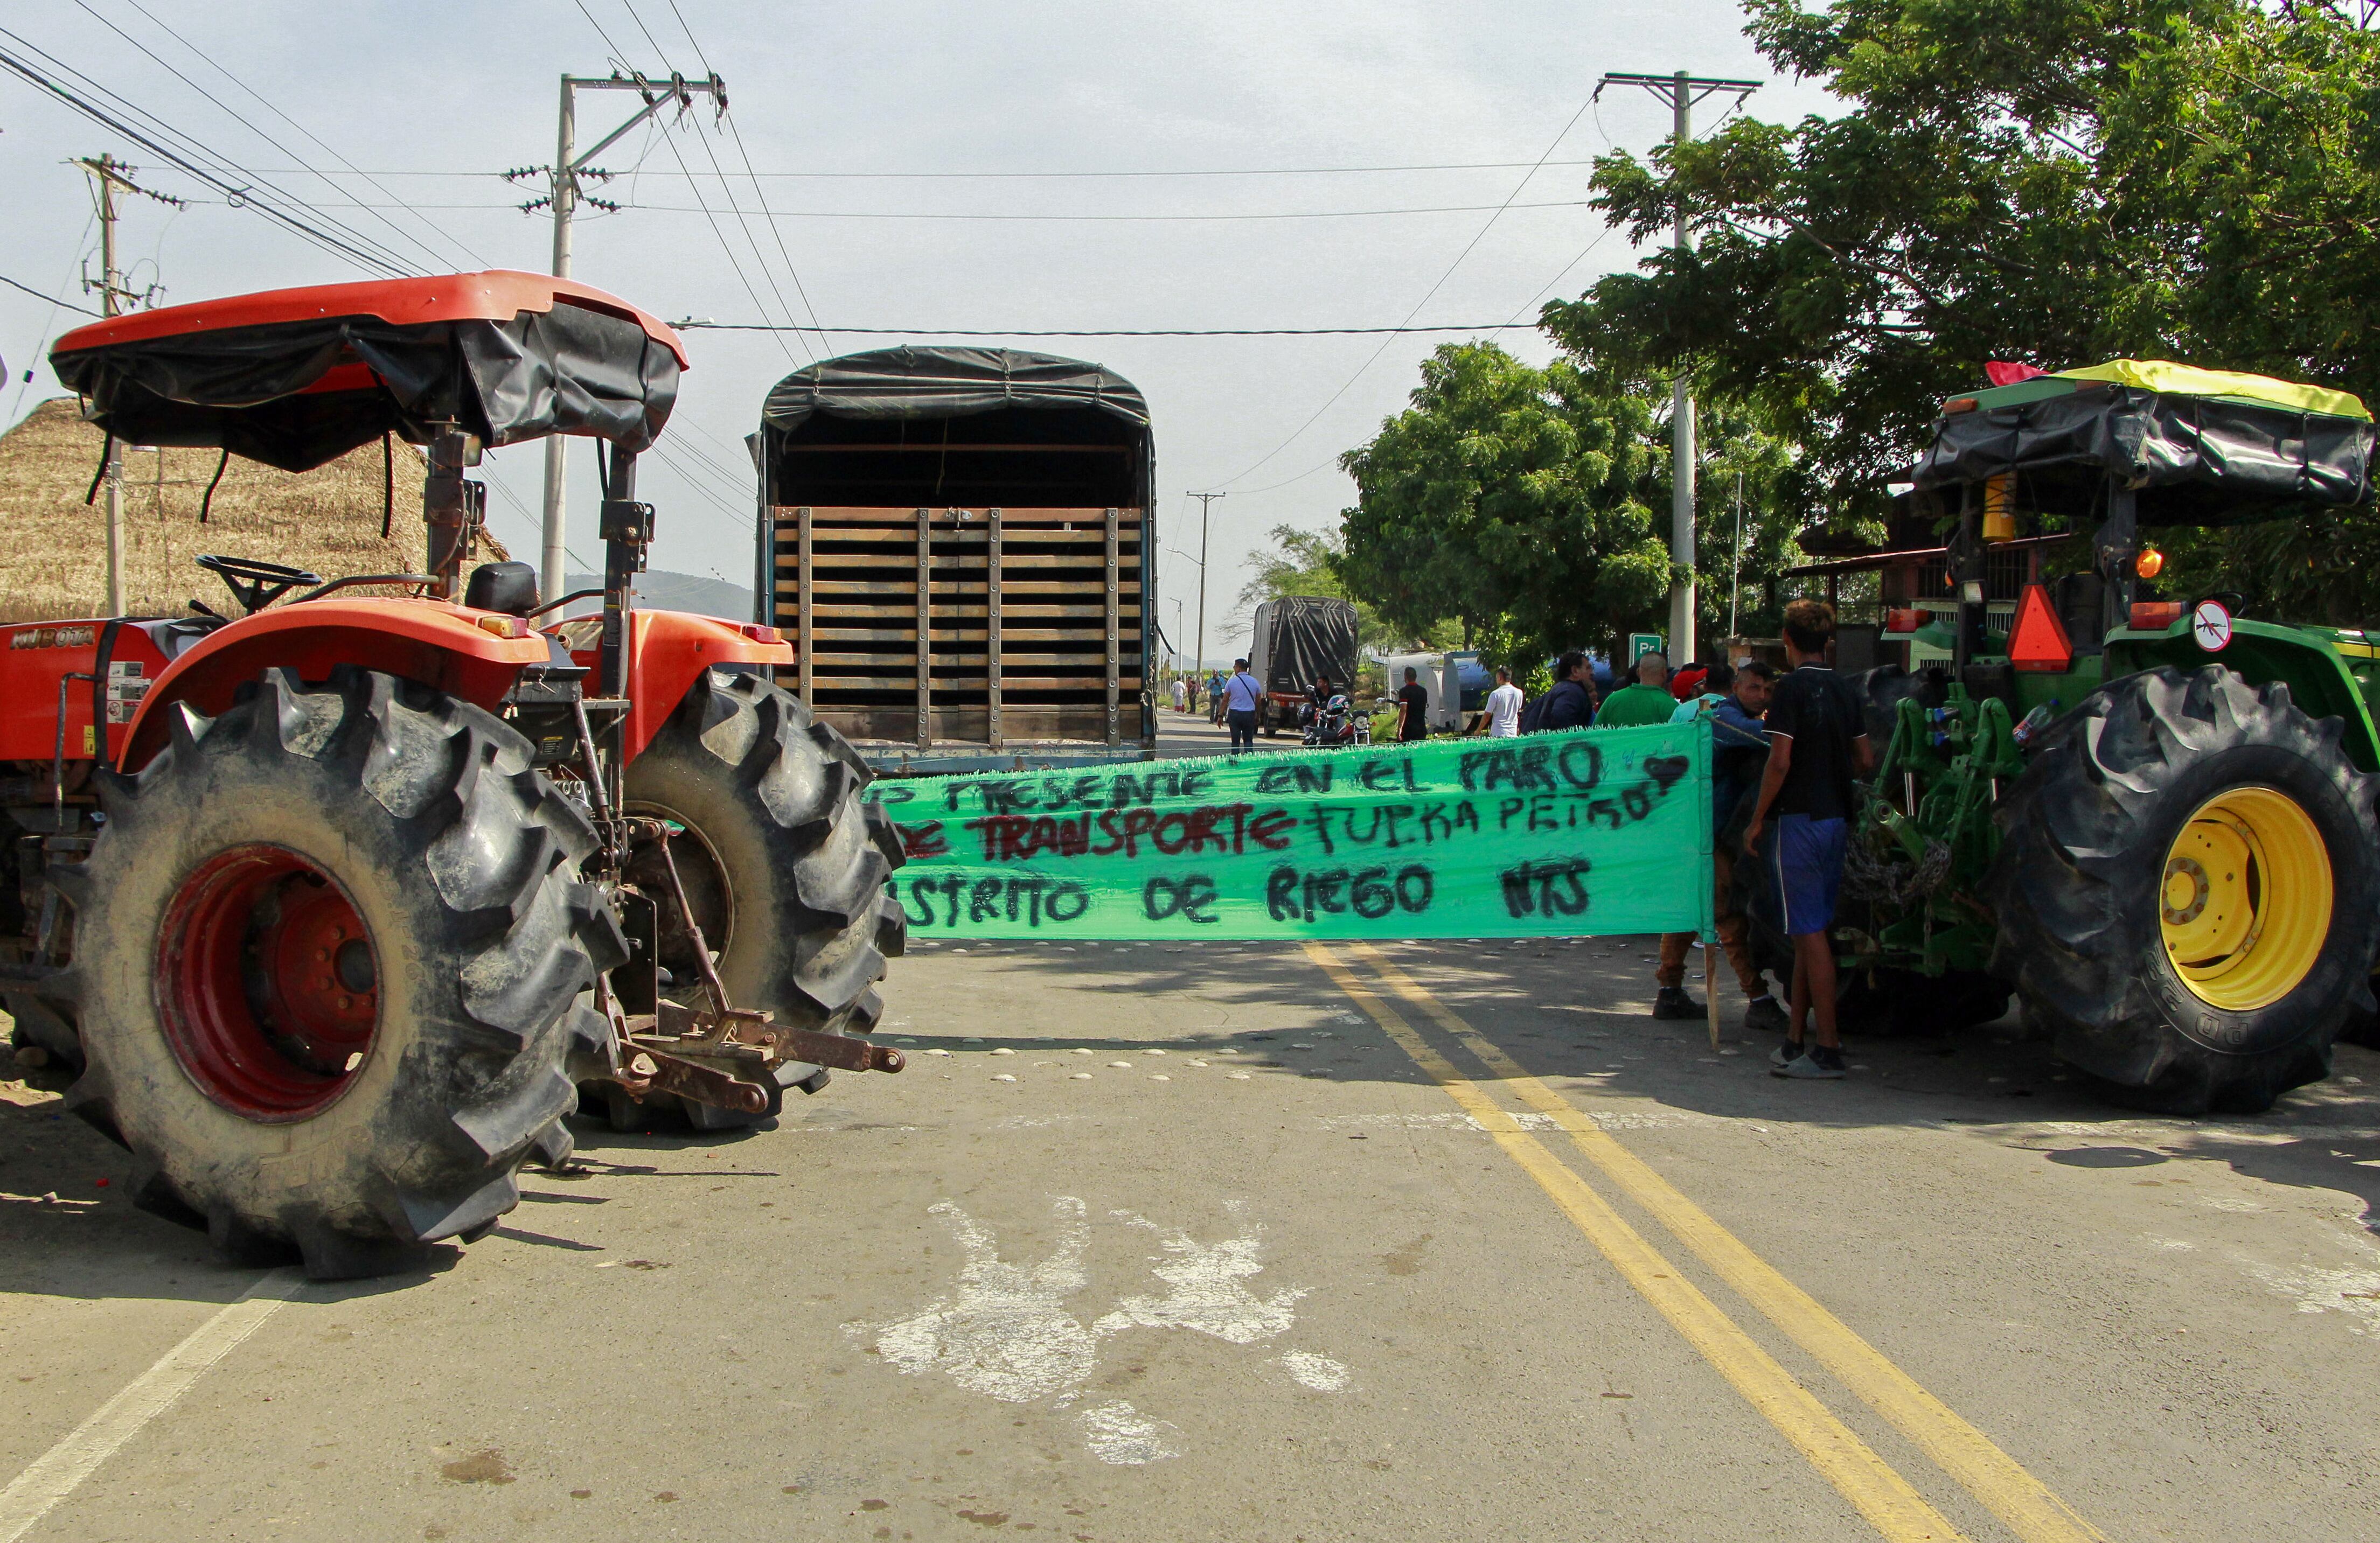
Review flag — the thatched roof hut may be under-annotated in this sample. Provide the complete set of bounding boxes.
[0,397,457,623]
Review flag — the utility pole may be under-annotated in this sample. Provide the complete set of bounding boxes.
[1189,492,1224,675]
[512,71,726,604]
[1592,71,1760,667]
[74,155,182,618]
[1729,469,1745,640]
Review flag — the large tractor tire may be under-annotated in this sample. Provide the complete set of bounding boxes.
[55,668,622,1279]
[611,668,905,1130]
[1986,666,2380,1113]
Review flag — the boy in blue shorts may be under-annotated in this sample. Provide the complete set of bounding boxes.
[1741,599,1873,1079]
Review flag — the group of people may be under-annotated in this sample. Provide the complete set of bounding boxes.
[1186,607,1866,1081]
[1405,606,1867,1081]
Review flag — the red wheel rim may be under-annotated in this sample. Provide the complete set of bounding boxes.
[155,845,379,1122]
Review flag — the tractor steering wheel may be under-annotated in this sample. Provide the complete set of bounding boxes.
[195,553,324,616]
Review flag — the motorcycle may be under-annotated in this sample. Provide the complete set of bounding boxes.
[1301,693,1369,748]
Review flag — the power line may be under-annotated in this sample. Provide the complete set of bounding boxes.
[159,194,1602,223]
[0,270,100,315]
[675,321,1540,337]
[608,1,807,362]
[106,0,490,271]
[657,0,831,354]
[0,28,414,275]
[1211,95,1603,491]
[70,0,442,274]
[222,157,1612,181]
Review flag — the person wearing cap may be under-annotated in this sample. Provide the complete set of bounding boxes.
[1223,658,1264,750]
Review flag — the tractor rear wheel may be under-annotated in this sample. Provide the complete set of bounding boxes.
[609,668,905,1130]
[1986,666,2380,1113]
[58,668,622,1279]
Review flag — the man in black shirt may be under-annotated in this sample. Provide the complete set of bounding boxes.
[1742,601,1873,1079]
[1394,666,1430,742]
[1537,650,1595,731]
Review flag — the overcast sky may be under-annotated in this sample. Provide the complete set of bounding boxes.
[0,1,1828,658]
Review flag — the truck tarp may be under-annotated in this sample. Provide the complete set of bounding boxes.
[1251,596,1359,696]
[1911,378,2376,526]
[761,346,1147,435]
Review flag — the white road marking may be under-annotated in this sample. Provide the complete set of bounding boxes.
[0,1268,302,1542]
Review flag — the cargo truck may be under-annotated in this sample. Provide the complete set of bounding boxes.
[754,347,1157,774]
[1248,595,1359,736]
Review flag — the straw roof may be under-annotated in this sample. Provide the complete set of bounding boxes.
[0,397,479,624]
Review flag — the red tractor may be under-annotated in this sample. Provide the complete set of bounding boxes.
[0,271,907,1278]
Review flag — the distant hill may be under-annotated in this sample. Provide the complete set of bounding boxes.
[565,569,754,621]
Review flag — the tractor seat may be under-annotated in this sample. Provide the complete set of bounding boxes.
[463,561,539,617]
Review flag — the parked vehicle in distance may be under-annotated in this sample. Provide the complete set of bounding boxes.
[1249,595,1359,737]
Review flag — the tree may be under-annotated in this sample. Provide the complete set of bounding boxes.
[1334,343,1676,669]
[1547,0,2380,549]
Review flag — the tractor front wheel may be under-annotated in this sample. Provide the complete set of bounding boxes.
[608,668,905,1130]
[1987,666,2380,1113]
[59,668,621,1279]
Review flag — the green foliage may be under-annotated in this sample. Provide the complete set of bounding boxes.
[1331,341,1815,665]
[1546,0,2380,558]
[1335,343,1673,669]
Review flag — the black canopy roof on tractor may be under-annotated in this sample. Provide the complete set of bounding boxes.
[50,271,686,473]
[758,346,1152,511]
[1911,360,2375,528]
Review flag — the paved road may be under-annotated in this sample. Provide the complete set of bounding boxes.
[5,939,2380,1541]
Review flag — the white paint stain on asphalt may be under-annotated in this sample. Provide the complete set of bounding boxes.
[865,1197,1098,1403]
[857,1198,1345,1465]
[1075,1401,1184,1464]
[1277,1350,1351,1391]
[2245,1251,2380,1336]
[1094,1206,1307,1344]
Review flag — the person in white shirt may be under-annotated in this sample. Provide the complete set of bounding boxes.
[1172,676,1188,713]
[1483,665,1525,737]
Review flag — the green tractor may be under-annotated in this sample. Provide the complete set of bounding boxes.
[1796,360,2380,1113]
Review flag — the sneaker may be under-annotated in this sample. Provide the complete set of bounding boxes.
[1743,996,1790,1035]
[1652,986,1704,1020]
[1769,1039,1803,1069]
[1773,1044,1848,1079]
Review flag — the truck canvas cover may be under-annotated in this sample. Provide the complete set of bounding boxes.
[1911,359,2375,526]
[1251,596,1359,696]
[50,271,685,472]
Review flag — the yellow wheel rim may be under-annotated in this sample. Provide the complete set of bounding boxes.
[2159,785,2331,1011]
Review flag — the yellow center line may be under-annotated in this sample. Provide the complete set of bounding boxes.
[1344,941,2107,1543]
[1303,941,1970,1543]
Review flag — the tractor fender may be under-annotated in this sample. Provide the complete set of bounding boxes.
[568,609,794,764]
[119,598,549,772]
[2105,616,2380,773]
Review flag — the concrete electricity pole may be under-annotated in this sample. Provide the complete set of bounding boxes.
[1592,71,1760,667]
[1189,491,1224,675]
[514,71,726,604]
[74,155,181,618]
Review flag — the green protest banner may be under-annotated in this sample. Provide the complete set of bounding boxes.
[867,721,1713,941]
